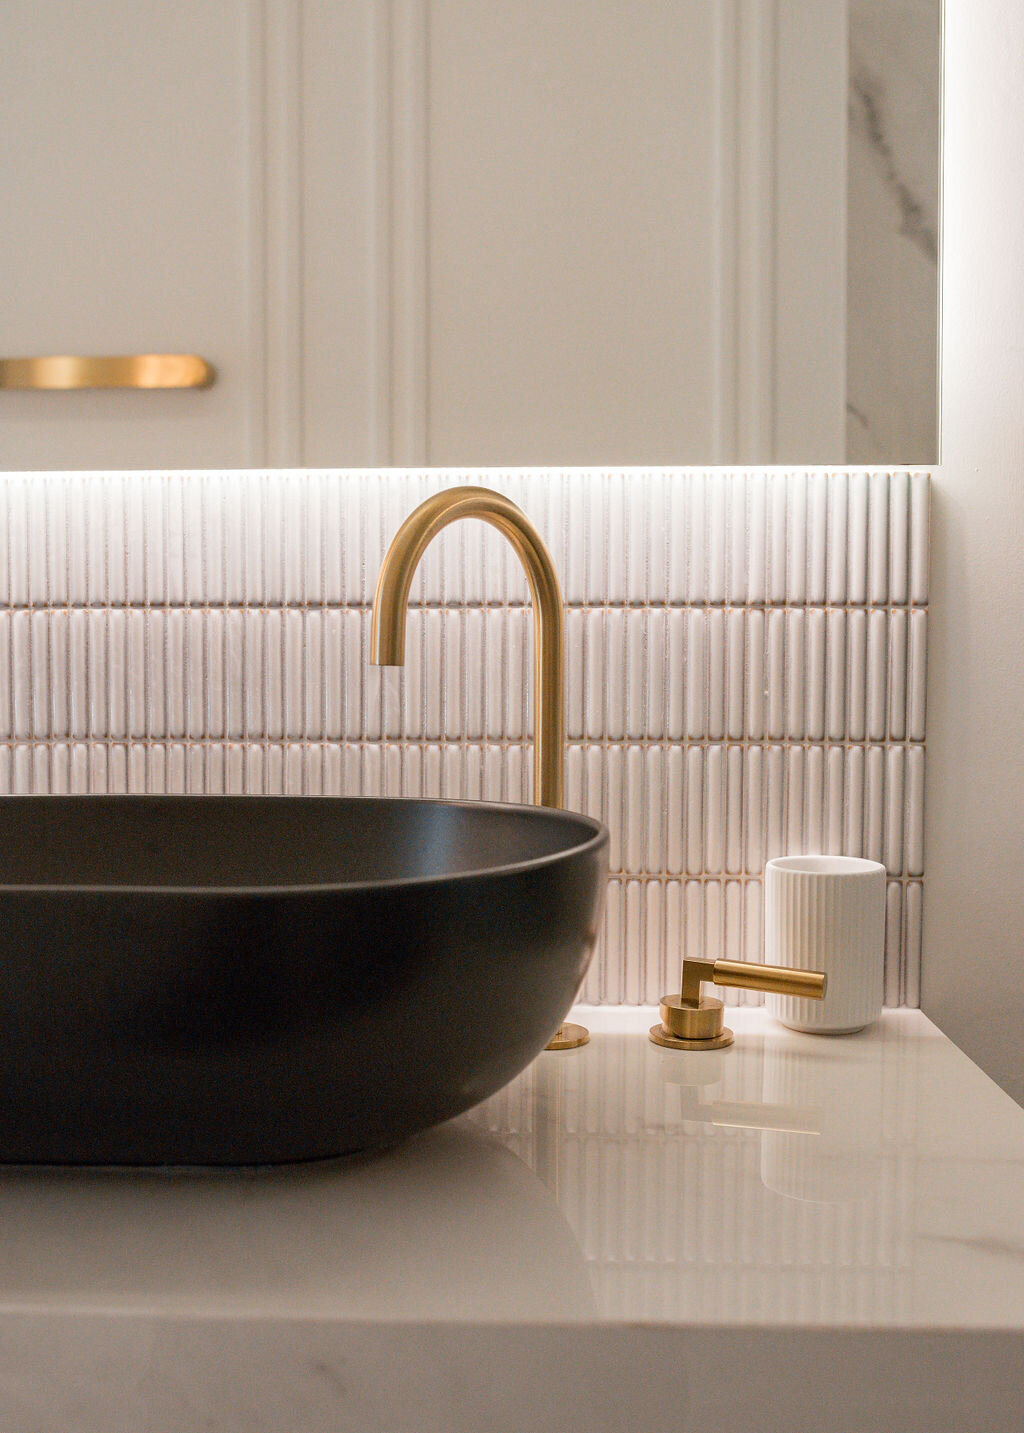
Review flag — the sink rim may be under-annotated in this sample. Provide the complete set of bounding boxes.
[0,793,608,898]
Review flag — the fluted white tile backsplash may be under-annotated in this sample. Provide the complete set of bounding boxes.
[0,470,928,1007]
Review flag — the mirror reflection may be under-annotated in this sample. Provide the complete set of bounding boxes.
[0,1,939,471]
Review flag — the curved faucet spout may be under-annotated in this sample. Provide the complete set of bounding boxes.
[371,486,565,809]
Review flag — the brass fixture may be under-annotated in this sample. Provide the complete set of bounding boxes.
[372,485,588,1051]
[0,354,214,390]
[650,957,827,1051]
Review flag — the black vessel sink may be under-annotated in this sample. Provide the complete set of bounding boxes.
[0,796,607,1165]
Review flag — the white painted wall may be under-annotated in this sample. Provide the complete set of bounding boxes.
[924,0,1024,1104]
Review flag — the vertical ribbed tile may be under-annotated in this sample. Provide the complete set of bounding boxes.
[767,610,786,739]
[766,746,786,864]
[645,608,666,741]
[888,609,908,741]
[826,746,845,854]
[807,475,828,605]
[685,609,705,739]
[686,746,704,876]
[605,609,626,741]
[26,482,50,608]
[0,615,11,743]
[908,610,927,741]
[624,746,645,876]
[32,610,54,737]
[704,745,725,875]
[745,473,767,605]
[884,881,903,1006]
[805,609,826,740]
[767,476,788,605]
[707,609,726,740]
[745,609,765,741]
[625,609,645,739]
[867,609,888,740]
[10,612,29,740]
[645,879,666,1001]
[786,746,804,852]
[907,748,925,877]
[868,472,890,604]
[910,474,930,605]
[805,746,824,854]
[707,477,727,605]
[0,469,927,1009]
[905,882,923,1007]
[666,746,685,875]
[724,879,744,964]
[744,745,764,876]
[865,745,885,866]
[725,746,744,876]
[584,608,605,741]
[665,608,685,741]
[827,473,848,603]
[744,880,762,964]
[786,473,807,605]
[847,473,869,605]
[726,475,747,607]
[888,473,910,606]
[686,474,706,606]
[704,880,723,963]
[645,746,664,875]
[726,609,745,739]
[885,746,905,876]
[827,609,846,740]
[847,608,867,741]
[624,880,644,1003]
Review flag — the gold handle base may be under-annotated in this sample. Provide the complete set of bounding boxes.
[650,994,735,1050]
[649,1023,735,1051]
[546,1021,590,1050]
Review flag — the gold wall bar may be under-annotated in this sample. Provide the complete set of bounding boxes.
[0,355,214,391]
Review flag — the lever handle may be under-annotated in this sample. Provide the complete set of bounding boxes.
[690,957,826,1001]
[650,956,826,1050]
[0,355,214,390]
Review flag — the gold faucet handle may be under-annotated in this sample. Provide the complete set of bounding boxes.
[649,957,826,1050]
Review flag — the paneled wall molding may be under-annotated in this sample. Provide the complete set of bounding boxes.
[730,0,777,462]
[272,2,838,467]
[386,0,429,465]
[0,469,928,1008]
[248,0,305,466]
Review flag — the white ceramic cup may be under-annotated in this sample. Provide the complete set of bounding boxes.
[764,855,886,1034]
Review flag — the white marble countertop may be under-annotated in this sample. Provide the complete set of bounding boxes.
[3,1006,1024,1432]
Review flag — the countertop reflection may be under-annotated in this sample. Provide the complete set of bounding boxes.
[0,1008,1023,1330]
[468,1006,1024,1328]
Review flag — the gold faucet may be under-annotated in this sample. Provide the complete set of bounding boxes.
[650,957,827,1050]
[371,485,588,1049]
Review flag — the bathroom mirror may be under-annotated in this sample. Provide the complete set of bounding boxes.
[0,0,940,471]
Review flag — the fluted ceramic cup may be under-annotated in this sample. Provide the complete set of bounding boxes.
[764,856,886,1034]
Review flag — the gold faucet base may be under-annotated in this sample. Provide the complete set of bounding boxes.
[649,1023,734,1051]
[546,1022,590,1050]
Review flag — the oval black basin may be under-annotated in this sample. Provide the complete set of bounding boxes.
[0,796,607,1165]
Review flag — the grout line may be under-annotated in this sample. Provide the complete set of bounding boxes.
[0,599,932,613]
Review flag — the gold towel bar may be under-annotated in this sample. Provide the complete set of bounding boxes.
[0,355,214,390]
